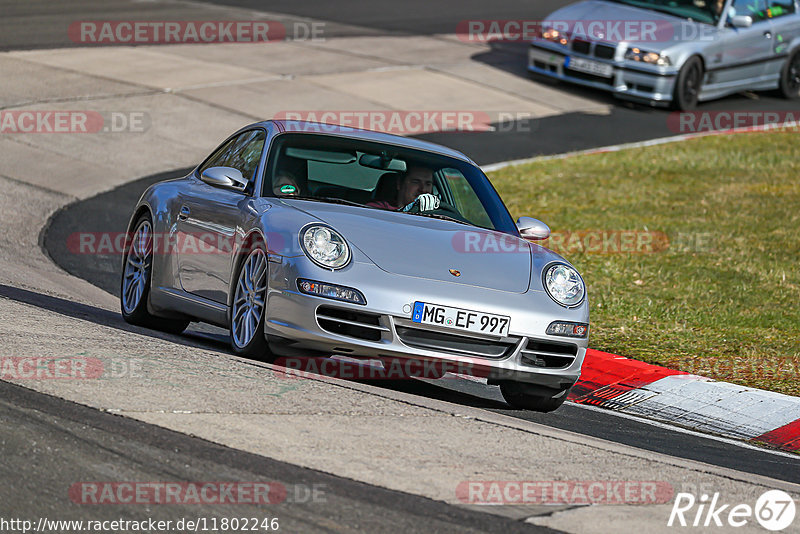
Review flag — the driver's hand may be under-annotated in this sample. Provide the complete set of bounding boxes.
[401,193,440,213]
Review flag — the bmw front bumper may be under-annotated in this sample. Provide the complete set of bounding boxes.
[528,43,678,106]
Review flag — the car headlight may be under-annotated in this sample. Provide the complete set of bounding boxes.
[300,225,351,270]
[542,28,569,46]
[625,47,670,66]
[543,263,585,308]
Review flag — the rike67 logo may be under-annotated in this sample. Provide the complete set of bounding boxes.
[668,490,796,531]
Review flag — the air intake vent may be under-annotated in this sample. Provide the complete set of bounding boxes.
[571,39,591,54]
[594,44,616,59]
[316,306,387,342]
[520,339,577,369]
[395,326,519,359]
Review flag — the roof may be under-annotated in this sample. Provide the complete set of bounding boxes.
[258,119,476,165]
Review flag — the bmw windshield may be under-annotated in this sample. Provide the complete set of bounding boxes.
[607,0,722,24]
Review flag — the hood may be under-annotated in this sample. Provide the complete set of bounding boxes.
[546,0,714,51]
[284,200,533,293]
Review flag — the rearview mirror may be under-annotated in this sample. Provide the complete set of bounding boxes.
[517,217,551,241]
[200,166,248,192]
[730,15,753,28]
[359,153,407,171]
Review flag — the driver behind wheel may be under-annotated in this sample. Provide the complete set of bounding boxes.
[367,165,440,212]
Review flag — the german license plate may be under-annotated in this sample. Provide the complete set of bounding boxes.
[565,56,614,78]
[411,302,510,337]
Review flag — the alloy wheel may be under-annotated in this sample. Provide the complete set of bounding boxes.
[122,220,153,314]
[231,248,268,348]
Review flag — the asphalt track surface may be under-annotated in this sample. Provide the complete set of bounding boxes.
[6,0,800,528]
[0,378,554,534]
[3,0,799,160]
[42,170,800,486]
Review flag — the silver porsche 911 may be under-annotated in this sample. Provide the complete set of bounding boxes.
[528,0,800,109]
[120,120,589,412]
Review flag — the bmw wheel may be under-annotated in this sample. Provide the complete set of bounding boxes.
[673,56,703,111]
[230,243,272,359]
[121,213,189,334]
[780,51,800,100]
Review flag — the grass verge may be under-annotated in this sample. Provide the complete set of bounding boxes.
[489,130,800,397]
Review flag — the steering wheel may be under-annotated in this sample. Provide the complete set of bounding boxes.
[414,199,470,224]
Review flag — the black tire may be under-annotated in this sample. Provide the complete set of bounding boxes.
[780,51,800,100]
[499,382,570,412]
[672,56,704,111]
[229,241,273,360]
[120,213,189,334]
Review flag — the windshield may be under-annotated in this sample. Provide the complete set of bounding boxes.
[262,133,518,234]
[606,0,722,24]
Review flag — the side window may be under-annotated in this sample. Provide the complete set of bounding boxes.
[198,130,266,184]
[443,169,493,229]
[768,0,796,17]
[731,0,770,21]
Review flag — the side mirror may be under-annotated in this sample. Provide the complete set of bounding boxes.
[730,15,753,28]
[517,217,551,241]
[200,166,248,192]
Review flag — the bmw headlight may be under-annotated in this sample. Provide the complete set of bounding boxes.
[542,28,569,46]
[625,47,670,66]
[300,225,351,270]
[543,263,585,308]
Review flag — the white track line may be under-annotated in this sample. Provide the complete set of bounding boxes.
[481,122,796,173]
[572,401,800,460]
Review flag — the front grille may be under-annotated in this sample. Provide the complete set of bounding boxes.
[316,306,388,342]
[395,326,519,359]
[564,68,614,85]
[520,339,577,369]
[595,44,616,60]
[571,39,591,54]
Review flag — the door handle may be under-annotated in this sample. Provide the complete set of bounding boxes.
[178,205,190,220]
[764,31,773,39]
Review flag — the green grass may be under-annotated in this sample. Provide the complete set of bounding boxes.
[488,130,800,397]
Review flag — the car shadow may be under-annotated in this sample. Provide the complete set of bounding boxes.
[2,283,512,411]
[0,283,232,356]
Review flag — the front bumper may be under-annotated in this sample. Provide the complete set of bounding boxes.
[528,43,677,106]
[264,256,589,393]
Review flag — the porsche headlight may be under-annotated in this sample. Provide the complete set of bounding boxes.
[543,263,585,307]
[300,225,350,270]
[625,47,670,66]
